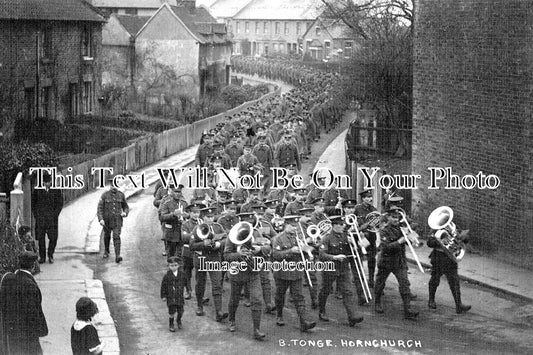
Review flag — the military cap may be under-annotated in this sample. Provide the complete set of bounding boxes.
[312,197,326,205]
[298,207,314,215]
[201,207,218,216]
[264,200,279,208]
[223,200,238,209]
[238,212,255,219]
[283,215,300,224]
[283,163,297,170]
[386,205,403,213]
[186,202,206,212]
[388,196,404,203]
[252,204,267,214]
[329,215,346,225]
[169,183,185,191]
[359,189,373,197]
[213,143,223,150]
[243,143,254,149]
[342,199,357,208]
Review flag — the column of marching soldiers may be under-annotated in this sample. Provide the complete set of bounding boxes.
[155,58,415,340]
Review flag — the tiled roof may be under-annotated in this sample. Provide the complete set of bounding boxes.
[208,0,252,19]
[91,0,177,8]
[116,15,151,36]
[233,0,321,20]
[0,0,105,22]
[169,5,229,44]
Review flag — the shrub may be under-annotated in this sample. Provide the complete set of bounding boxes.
[220,85,249,108]
[0,218,24,279]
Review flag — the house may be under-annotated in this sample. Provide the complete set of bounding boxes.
[90,0,179,16]
[0,0,106,131]
[101,1,232,99]
[301,18,358,61]
[207,0,253,24]
[226,0,321,56]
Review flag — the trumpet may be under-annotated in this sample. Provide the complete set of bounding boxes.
[346,228,372,303]
[395,208,425,273]
[344,214,370,255]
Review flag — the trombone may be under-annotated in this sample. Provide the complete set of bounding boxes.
[345,214,369,255]
[344,216,372,302]
[396,208,425,273]
[297,222,315,288]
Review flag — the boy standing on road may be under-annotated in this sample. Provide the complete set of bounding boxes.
[160,256,185,332]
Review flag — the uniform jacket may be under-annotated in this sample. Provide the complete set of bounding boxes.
[97,189,129,228]
[274,141,301,171]
[153,186,169,208]
[217,214,239,231]
[378,224,407,268]
[284,200,303,216]
[319,231,353,276]
[272,231,306,280]
[237,153,260,176]
[181,218,201,258]
[190,222,226,260]
[195,142,214,167]
[160,269,185,306]
[158,198,188,242]
[223,230,270,282]
[225,143,244,166]
[252,143,274,171]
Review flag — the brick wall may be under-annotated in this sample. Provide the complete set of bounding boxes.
[412,1,533,268]
[0,20,103,128]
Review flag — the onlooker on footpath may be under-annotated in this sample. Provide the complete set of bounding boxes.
[17,225,40,275]
[71,297,103,355]
[160,256,185,332]
[31,172,63,264]
[97,176,129,263]
[0,251,48,355]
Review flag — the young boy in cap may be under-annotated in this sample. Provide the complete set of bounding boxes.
[160,256,185,331]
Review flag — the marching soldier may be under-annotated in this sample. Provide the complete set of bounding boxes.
[225,135,244,167]
[283,188,307,216]
[322,183,348,216]
[298,207,319,309]
[427,226,471,314]
[237,144,262,176]
[272,215,317,331]
[224,217,271,340]
[195,134,214,167]
[190,207,229,321]
[217,200,240,231]
[158,185,188,259]
[192,185,216,207]
[232,187,249,213]
[97,176,129,263]
[181,202,205,300]
[274,130,301,172]
[206,144,232,170]
[373,206,419,320]
[310,198,329,225]
[318,216,364,327]
[252,133,274,192]
[305,175,326,204]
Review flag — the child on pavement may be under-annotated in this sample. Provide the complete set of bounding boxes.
[71,297,103,355]
[160,256,185,332]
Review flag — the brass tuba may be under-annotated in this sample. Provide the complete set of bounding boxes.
[365,211,382,233]
[228,221,254,252]
[427,206,466,263]
[196,223,212,240]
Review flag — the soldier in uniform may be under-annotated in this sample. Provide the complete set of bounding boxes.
[195,133,214,167]
[283,188,307,216]
[237,144,262,176]
[274,130,301,172]
[252,133,274,193]
[232,187,249,213]
[97,176,129,263]
[373,206,419,320]
[310,198,329,225]
[190,207,229,321]
[305,175,326,204]
[224,215,271,340]
[427,227,471,314]
[192,185,216,207]
[353,191,378,288]
[225,135,244,167]
[181,202,205,300]
[271,215,317,331]
[206,144,232,170]
[158,185,188,258]
[298,207,319,309]
[318,216,365,327]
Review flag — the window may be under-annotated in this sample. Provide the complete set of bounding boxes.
[25,87,35,120]
[124,8,138,15]
[273,43,278,52]
[236,21,240,34]
[324,40,331,57]
[284,22,289,35]
[39,30,52,59]
[245,22,249,33]
[82,81,93,113]
[263,22,268,34]
[344,41,353,58]
[82,27,92,57]
[306,40,312,51]
[255,22,259,34]
[275,22,280,34]
[69,83,78,116]
[296,22,301,35]
[40,86,51,119]
[315,27,321,36]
